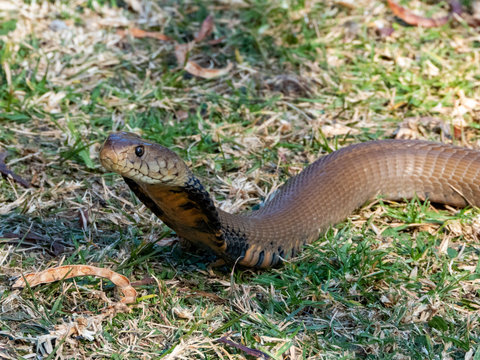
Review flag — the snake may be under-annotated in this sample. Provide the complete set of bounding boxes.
[100,132,480,268]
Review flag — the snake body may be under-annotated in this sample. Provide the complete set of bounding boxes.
[100,132,480,268]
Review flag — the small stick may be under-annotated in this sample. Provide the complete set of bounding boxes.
[0,152,30,188]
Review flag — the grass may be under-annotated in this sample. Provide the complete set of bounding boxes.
[1,0,480,358]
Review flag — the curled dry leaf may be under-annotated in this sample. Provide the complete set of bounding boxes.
[206,36,226,45]
[335,0,356,9]
[174,41,196,66]
[387,0,461,28]
[194,14,214,42]
[184,61,233,79]
[13,265,137,304]
[125,0,142,13]
[372,20,395,37]
[172,306,195,320]
[117,28,172,41]
[130,276,156,287]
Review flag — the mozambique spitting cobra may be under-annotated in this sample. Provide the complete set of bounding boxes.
[100,132,480,268]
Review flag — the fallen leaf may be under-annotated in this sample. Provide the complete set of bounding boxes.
[387,0,456,27]
[206,36,226,45]
[130,276,156,287]
[156,237,178,246]
[174,41,196,66]
[194,14,214,42]
[184,61,233,79]
[172,306,195,320]
[372,20,395,37]
[117,28,172,41]
[0,152,30,188]
[125,0,142,12]
[335,0,356,9]
[175,110,189,121]
[13,265,137,304]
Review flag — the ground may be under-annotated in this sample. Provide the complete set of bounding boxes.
[1,0,480,359]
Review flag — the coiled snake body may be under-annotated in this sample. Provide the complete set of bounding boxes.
[100,132,480,268]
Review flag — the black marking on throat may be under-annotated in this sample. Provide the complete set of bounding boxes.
[124,175,226,251]
[183,176,225,247]
[123,177,165,219]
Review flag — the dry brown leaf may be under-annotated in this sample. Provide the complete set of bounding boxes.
[184,61,233,79]
[117,28,172,41]
[125,0,142,12]
[194,14,214,42]
[173,306,195,320]
[335,0,356,9]
[387,0,456,27]
[13,265,137,304]
[206,36,226,45]
[175,110,189,121]
[371,20,395,37]
[174,41,196,66]
[130,276,157,287]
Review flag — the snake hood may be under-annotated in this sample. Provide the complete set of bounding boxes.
[101,132,480,268]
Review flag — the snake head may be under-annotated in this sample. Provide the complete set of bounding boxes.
[100,132,191,186]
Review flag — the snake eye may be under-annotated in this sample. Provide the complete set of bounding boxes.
[135,146,144,157]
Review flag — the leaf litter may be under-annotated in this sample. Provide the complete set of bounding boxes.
[118,13,233,78]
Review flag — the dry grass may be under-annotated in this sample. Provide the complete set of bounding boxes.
[1,0,480,359]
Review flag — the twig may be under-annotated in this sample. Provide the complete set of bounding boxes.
[0,152,30,188]
[217,334,270,359]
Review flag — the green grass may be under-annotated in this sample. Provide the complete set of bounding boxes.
[1,0,480,358]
